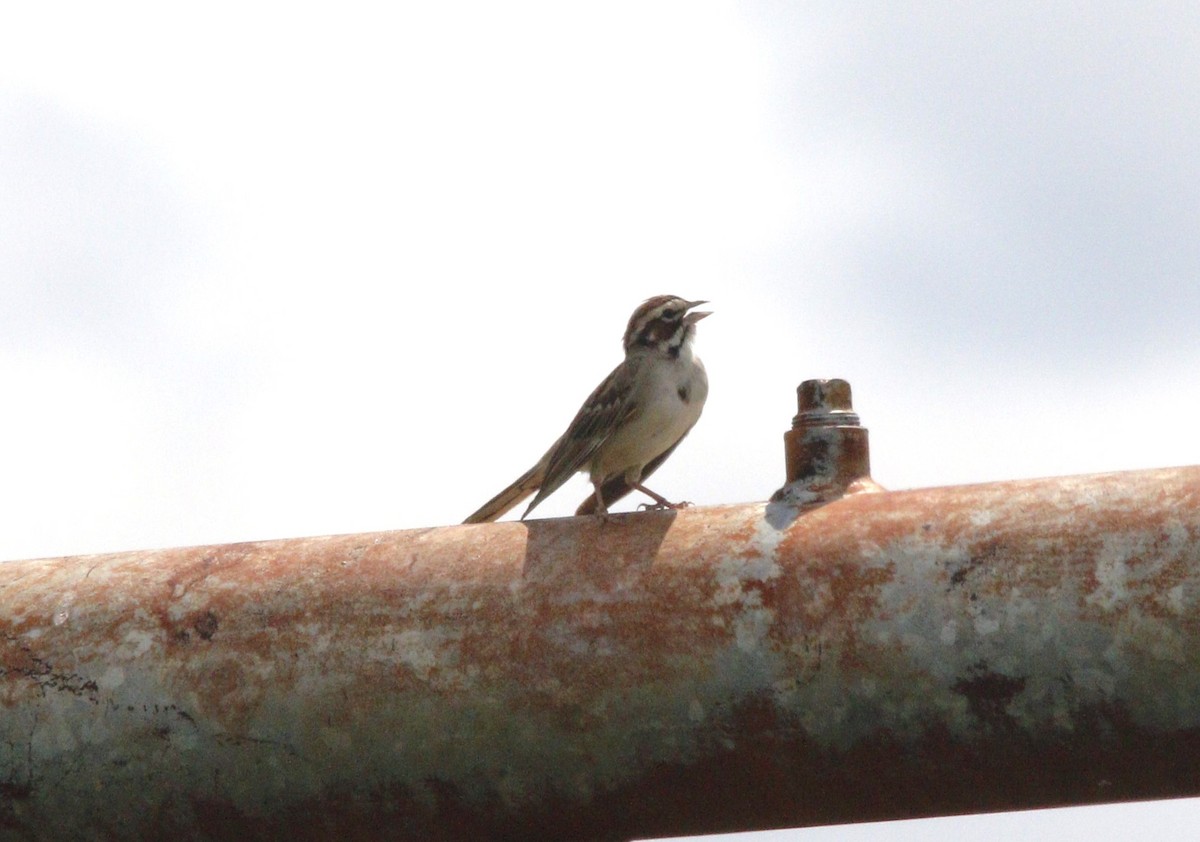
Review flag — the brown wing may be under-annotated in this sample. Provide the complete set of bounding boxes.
[574,421,696,516]
[521,356,644,518]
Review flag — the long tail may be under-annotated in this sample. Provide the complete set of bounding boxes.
[463,464,544,524]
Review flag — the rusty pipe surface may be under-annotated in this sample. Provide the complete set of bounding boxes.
[3,466,1200,840]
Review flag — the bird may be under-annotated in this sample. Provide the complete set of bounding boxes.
[464,295,711,523]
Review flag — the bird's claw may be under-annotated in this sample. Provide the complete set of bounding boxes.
[637,500,692,512]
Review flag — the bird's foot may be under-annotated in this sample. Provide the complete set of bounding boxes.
[637,500,691,512]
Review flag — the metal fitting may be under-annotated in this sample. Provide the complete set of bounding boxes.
[771,378,884,518]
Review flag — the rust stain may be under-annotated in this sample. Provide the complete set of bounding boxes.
[2,465,1200,839]
[953,663,1028,729]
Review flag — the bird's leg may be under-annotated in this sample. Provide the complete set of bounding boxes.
[589,479,610,517]
[634,484,692,511]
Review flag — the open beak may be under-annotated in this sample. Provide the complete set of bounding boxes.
[684,300,711,324]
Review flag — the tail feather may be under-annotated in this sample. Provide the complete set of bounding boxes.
[463,464,543,524]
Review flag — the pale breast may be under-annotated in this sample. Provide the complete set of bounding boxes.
[588,354,708,483]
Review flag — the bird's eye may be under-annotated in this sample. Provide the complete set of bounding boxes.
[661,308,679,320]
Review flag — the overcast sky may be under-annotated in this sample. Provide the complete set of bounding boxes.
[3,2,1200,561]
[2,2,1199,836]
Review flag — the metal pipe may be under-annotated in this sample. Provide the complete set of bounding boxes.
[3,396,1200,839]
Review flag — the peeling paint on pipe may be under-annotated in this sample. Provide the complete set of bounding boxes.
[3,466,1200,840]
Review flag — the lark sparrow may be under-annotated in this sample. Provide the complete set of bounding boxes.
[464,295,711,523]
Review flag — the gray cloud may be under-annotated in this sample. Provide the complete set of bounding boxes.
[745,3,1200,369]
[0,97,199,360]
